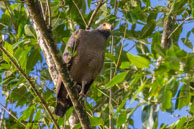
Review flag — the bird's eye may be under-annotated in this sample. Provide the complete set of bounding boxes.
[103,23,106,26]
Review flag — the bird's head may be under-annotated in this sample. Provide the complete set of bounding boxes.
[97,22,113,38]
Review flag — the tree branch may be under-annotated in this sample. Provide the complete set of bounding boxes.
[109,0,117,128]
[149,1,176,128]
[0,103,26,127]
[46,0,51,28]
[87,0,106,30]
[0,93,9,128]
[168,16,192,39]
[0,41,60,129]
[72,0,87,27]
[161,2,176,50]
[24,0,91,128]
[93,88,123,112]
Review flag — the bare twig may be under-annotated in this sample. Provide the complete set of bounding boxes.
[72,0,87,27]
[46,0,52,28]
[87,0,105,30]
[0,93,9,128]
[0,41,60,129]
[40,2,46,21]
[168,16,192,39]
[190,86,194,91]
[176,17,193,21]
[0,0,23,3]
[24,0,91,128]
[93,88,123,112]
[109,0,118,128]
[0,103,26,127]
[109,36,114,129]
[114,23,127,75]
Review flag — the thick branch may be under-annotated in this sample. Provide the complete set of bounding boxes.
[0,42,60,129]
[24,0,91,128]
[161,3,176,50]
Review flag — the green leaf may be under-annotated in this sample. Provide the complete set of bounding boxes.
[132,80,147,101]
[176,117,186,129]
[15,46,31,70]
[4,42,13,54]
[34,110,41,122]
[0,63,10,70]
[18,105,34,121]
[26,48,41,73]
[158,87,172,110]
[142,104,154,129]
[89,117,104,126]
[72,123,81,129]
[24,24,36,38]
[120,61,130,69]
[57,117,65,126]
[3,42,13,63]
[117,112,127,127]
[125,11,138,24]
[12,40,26,49]
[140,20,156,39]
[192,0,194,17]
[65,107,74,120]
[181,38,193,49]
[151,32,162,58]
[105,71,128,88]
[136,42,150,54]
[155,44,166,57]
[127,53,150,68]
[17,23,25,38]
[176,84,190,109]
[114,93,130,115]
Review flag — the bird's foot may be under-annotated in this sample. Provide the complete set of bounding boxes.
[78,91,85,100]
[78,81,87,100]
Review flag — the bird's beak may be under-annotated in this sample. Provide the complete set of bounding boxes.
[111,25,113,30]
[108,24,113,31]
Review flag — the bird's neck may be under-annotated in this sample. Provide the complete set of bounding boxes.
[98,30,111,39]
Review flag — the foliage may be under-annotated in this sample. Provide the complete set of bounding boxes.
[0,0,193,129]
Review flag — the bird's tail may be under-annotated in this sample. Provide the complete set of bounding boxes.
[55,78,93,117]
[55,79,72,117]
[55,98,72,117]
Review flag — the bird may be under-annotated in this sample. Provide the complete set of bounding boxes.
[55,22,113,117]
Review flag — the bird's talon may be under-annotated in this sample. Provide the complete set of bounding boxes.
[78,92,84,100]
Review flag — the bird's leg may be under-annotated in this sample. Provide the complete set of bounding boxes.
[72,81,77,87]
[72,81,81,96]
[79,81,87,100]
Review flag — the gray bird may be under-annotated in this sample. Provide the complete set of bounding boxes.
[55,23,113,117]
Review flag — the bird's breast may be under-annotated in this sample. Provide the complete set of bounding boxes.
[69,36,106,84]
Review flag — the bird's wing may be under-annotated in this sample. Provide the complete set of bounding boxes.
[63,29,80,67]
[56,29,80,96]
[55,30,81,117]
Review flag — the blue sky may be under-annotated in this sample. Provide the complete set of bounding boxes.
[0,0,194,129]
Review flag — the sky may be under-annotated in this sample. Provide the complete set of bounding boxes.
[0,0,194,129]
